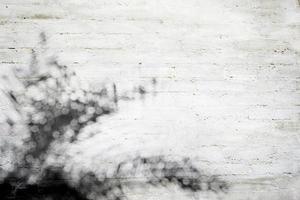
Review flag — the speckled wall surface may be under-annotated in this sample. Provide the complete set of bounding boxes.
[0,0,300,199]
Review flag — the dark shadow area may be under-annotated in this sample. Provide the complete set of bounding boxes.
[0,178,87,200]
[1,167,86,200]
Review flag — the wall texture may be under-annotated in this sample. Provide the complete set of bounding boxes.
[1,0,300,199]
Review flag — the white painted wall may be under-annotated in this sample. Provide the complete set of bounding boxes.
[1,0,300,199]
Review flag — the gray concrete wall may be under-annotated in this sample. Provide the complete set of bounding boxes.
[1,0,300,199]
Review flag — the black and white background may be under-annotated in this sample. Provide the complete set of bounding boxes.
[0,0,300,199]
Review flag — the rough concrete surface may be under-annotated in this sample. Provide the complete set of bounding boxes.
[0,0,300,199]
